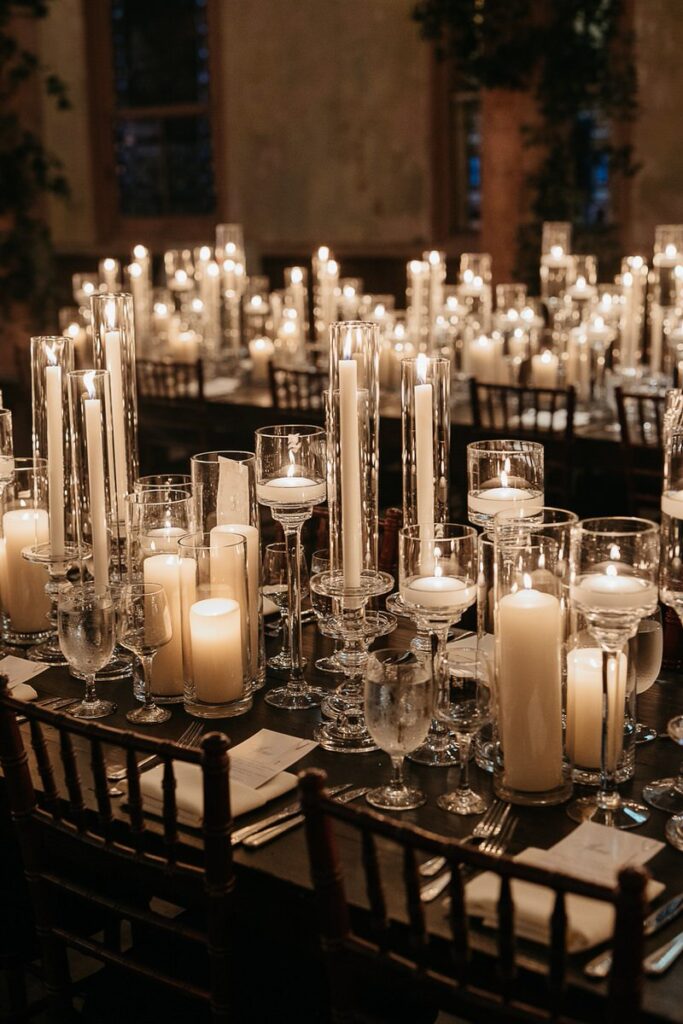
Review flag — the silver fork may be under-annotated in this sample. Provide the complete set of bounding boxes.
[231,783,353,846]
[106,720,204,782]
[420,814,518,903]
[16,696,80,724]
[420,801,511,877]
[242,786,372,849]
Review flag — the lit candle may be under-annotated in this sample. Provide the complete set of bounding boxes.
[248,336,275,382]
[497,583,564,792]
[571,568,657,610]
[143,553,184,696]
[83,383,109,591]
[650,304,664,373]
[2,508,50,632]
[662,489,683,519]
[211,523,260,679]
[408,260,427,344]
[169,329,199,364]
[139,526,187,557]
[402,574,476,611]
[414,354,434,530]
[100,257,119,292]
[339,354,363,588]
[566,647,627,770]
[189,597,243,703]
[288,266,307,336]
[45,360,65,559]
[256,473,325,505]
[468,334,503,384]
[468,471,542,516]
[531,350,559,389]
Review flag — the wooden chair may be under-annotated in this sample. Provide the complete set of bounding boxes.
[306,507,403,578]
[469,379,576,505]
[615,386,665,517]
[268,362,327,412]
[0,682,234,1023]
[299,768,647,1024]
[136,358,208,472]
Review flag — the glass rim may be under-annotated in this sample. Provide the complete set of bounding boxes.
[575,516,659,538]
[10,456,47,469]
[467,439,544,454]
[400,523,478,541]
[30,334,70,344]
[492,506,579,526]
[254,424,325,438]
[126,487,193,506]
[67,368,110,380]
[329,319,376,330]
[177,530,247,553]
[401,355,450,369]
[123,581,165,596]
[190,450,254,464]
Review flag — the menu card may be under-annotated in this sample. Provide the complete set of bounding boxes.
[229,729,317,788]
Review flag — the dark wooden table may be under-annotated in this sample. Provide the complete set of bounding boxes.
[12,616,683,1023]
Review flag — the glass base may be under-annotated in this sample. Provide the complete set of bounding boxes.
[315,655,342,674]
[184,693,253,719]
[267,650,307,672]
[314,718,378,754]
[635,723,657,744]
[407,736,460,767]
[26,637,67,666]
[366,785,426,811]
[70,699,117,720]
[126,704,171,725]
[437,789,488,815]
[474,735,495,774]
[665,814,683,851]
[3,626,53,648]
[265,684,324,710]
[495,773,573,807]
[565,796,649,828]
[642,779,683,813]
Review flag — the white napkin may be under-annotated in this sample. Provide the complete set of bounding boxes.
[0,655,48,703]
[139,760,297,828]
[465,847,664,952]
[9,681,39,702]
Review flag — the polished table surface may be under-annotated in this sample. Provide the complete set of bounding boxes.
[11,616,683,1023]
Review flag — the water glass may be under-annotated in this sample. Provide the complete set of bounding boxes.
[263,542,309,671]
[435,649,493,814]
[119,582,172,725]
[57,583,117,719]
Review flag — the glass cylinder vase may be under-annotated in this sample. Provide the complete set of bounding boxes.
[467,439,544,528]
[401,355,450,529]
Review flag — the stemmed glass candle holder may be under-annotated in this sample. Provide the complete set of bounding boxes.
[191,450,264,688]
[399,523,477,766]
[435,648,493,814]
[458,253,492,332]
[57,583,117,719]
[540,221,573,309]
[126,488,195,704]
[567,517,659,827]
[179,531,253,719]
[120,582,172,724]
[467,440,544,528]
[364,650,433,810]
[1,458,52,647]
[263,542,309,671]
[255,424,326,709]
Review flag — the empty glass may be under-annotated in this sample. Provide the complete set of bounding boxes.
[364,650,433,811]
[435,648,492,814]
[263,542,309,671]
[57,584,117,719]
[119,583,172,725]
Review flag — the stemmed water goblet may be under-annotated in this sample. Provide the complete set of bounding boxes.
[255,424,326,709]
[435,648,492,815]
[119,582,172,725]
[57,583,117,719]
[263,541,309,671]
[399,524,478,767]
[364,649,433,810]
[567,517,659,828]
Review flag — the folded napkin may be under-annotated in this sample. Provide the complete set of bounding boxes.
[465,847,664,953]
[139,760,297,828]
[9,681,39,702]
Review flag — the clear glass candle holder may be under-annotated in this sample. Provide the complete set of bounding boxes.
[467,439,544,528]
[179,531,253,719]
[22,542,83,665]
[135,473,193,496]
[255,424,327,710]
[401,355,450,529]
[493,533,572,806]
[1,458,52,646]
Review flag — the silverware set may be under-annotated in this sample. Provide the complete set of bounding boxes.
[234,783,370,849]
[16,694,80,724]
[585,891,683,978]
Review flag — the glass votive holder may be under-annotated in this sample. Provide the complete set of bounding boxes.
[493,534,572,805]
[467,440,544,528]
[1,457,52,645]
[179,532,253,719]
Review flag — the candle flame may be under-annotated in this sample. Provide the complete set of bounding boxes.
[523,573,532,589]
[84,371,96,400]
[198,245,211,262]
[128,262,142,278]
[327,260,338,276]
[609,544,620,561]
[83,282,95,296]
[394,323,406,340]
[541,349,552,363]
[175,269,188,285]
[594,316,605,330]
[317,246,330,262]
[550,244,563,259]
[463,269,474,285]
[576,275,587,290]
[606,562,618,576]
[133,244,148,260]
[104,298,117,329]
[343,284,355,298]
[500,469,509,488]
[409,259,425,275]
[473,275,483,289]
[46,343,58,366]
[207,261,219,278]
[416,352,429,384]
[291,266,304,285]
[623,271,633,287]
[223,259,236,273]
[428,250,441,266]
[374,303,385,317]
[103,258,116,272]
[631,255,644,269]
[665,243,678,259]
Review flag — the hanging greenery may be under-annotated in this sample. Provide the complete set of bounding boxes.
[0,0,69,320]
[412,0,638,283]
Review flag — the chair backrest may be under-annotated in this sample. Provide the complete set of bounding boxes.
[299,768,647,1024]
[268,363,327,412]
[137,358,205,402]
[614,386,665,516]
[306,506,403,577]
[469,379,576,444]
[0,681,233,1023]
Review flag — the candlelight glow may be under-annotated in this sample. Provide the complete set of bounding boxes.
[84,371,96,400]
[416,352,429,383]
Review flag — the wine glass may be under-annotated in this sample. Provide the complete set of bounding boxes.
[262,542,309,671]
[567,517,659,828]
[435,648,492,814]
[310,548,341,673]
[57,583,117,719]
[364,649,433,810]
[119,582,172,725]
[632,607,663,744]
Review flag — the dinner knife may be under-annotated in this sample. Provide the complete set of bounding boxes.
[643,929,683,975]
[242,786,371,848]
[231,783,352,845]
[584,892,683,978]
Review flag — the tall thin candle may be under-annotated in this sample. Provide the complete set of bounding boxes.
[414,354,434,530]
[83,386,109,591]
[339,356,363,588]
[45,362,65,558]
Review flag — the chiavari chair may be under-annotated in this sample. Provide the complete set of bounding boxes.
[615,386,665,517]
[268,363,327,413]
[136,358,208,470]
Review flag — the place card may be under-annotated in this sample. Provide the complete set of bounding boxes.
[531,821,664,888]
[0,655,50,688]
[229,729,317,789]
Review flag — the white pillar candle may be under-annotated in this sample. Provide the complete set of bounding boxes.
[571,571,657,610]
[497,587,564,792]
[143,554,184,696]
[662,489,683,518]
[531,351,559,389]
[84,396,109,591]
[45,364,65,559]
[249,337,275,382]
[189,597,243,703]
[211,523,259,679]
[566,647,627,771]
[339,357,363,588]
[650,304,664,373]
[402,575,476,611]
[414,356,434,530]
[140,526,187,557]
[469,487,542,516]
[408,260,427,344]
[0,537,7,611]
[103,330,128,521]
[3,508,50,632]
[468,334,503,384]
[169,329,199,364]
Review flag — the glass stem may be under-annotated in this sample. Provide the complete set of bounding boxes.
[427,625,452,747]
[84,674,97,706]
[458,735,473,793]
[140,655,155,708]
[675,760,683,795]
[389,755,406,792]
[597,650,621,811]
[283,523,305,687]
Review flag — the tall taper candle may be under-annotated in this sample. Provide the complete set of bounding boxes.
[339,357,363,588]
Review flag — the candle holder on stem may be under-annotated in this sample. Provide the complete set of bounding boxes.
[255,424,327,710]
[567,517,659,827]
[22,542,83,664]
[399,524,478,768]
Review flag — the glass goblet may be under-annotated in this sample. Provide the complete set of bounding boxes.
[364,649,433,811]
[57,583,117,719]
[263,541,309,671]
[119,582,172,725]
[310,548,342,674]
[632,607,663,744]
[661,717,683,849]
[567,516,659,828]
[435,648,492,815]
